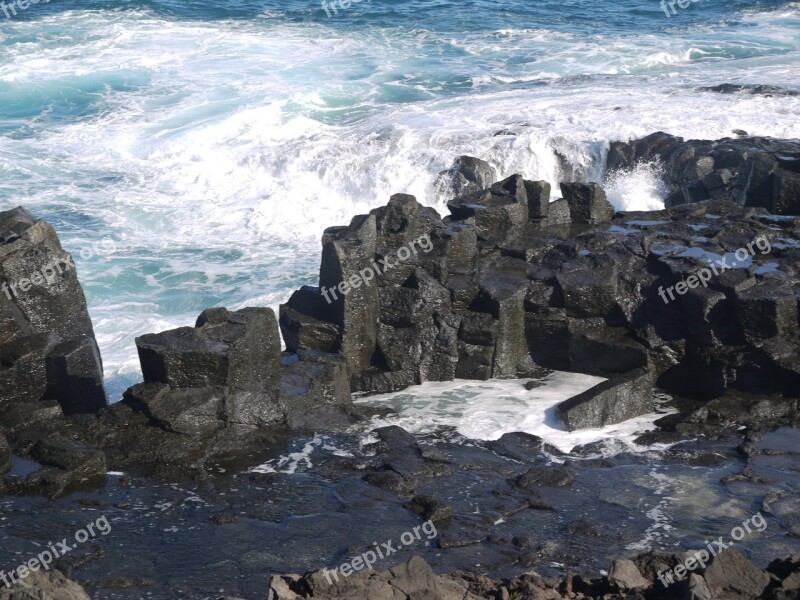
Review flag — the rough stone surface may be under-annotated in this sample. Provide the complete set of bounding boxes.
[0,569,92,600]
[557,368,653,431]
[607,132,800,214]
[702,548,771,600]
[0,206,106,416]
[609,558,649,591]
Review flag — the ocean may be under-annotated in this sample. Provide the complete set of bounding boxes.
[1,0,799,403]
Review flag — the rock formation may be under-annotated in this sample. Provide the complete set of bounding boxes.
[0,207,106,421]
[607,132,800,215]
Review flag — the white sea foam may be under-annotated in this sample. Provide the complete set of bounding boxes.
[355,373,676,454]
[1,4,799,397]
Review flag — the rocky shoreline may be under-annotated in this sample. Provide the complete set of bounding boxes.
[0,132,799,598]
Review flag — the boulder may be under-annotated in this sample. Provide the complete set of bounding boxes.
[773,168,800,214]
[436,155,497,198]
[319,214,380,374]
[406,494,453,522]
[268,556,480,600]
[524,179,551,219]
[280,351,352,428]
[6,436,107,499]
[475,257,535,378]
[555,256,619,318]
[737,281,798,341]
[0,207,106,415]
[560,182,615,225]
[557,367,653,431]
[0,569,91,600]
[136,307,281,392]
[122,383,227,436]
[44,337,107,415]
[448,175,528,243]
[279,285,340,354]
[609,558,649,591]
[702,548,771,600]
[279,305,340,354]
[0,433,10,475]
[545,198,572,226]
[514,466,574,489]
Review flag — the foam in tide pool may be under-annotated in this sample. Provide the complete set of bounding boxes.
[355,372,675,454]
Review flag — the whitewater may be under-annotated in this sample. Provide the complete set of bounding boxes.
[0,0,799,401]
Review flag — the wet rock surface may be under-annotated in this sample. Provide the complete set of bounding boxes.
[607,132,800,215]
[0,134,799,599]
[0,207,106,417]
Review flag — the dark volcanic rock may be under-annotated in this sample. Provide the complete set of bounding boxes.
[6,435,107,499]
[607,132,800,215]
[279,286,340,354]
[699,83,799,96]
[560,182,615,225]
[436,155,497,198]
[557,368,653,431]
[448,175,528,243]
[514,465,575,489]
[406,494,453,522]
[0,432,10,475]
[525,179,551,219]
[0,207,106,417]
[137,307,281,392]
[320,214,380,374]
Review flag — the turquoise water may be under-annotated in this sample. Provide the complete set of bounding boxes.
[1,0,799,399]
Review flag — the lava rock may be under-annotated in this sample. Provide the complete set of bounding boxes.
[406,494,453,522]
[737,281,798,341]
[0,569,91,600]
[136,307,281,392]
[0,433,10,475]
[514,466,575,489]
[319,214,380,374]
[0,207,107,414]
[524,180,551,219]
[560,182,616,225]
[557,367,653,431]
[436,155,497,198]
